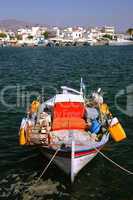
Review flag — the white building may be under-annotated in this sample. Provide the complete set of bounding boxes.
[31,27,41,36]
[52,27,61,38]
[102,26,115,35]
[90,28,102,39]
[57,27,85,41]
[83,27,102,41]
[17,28,32,35]
[72,29,83,40]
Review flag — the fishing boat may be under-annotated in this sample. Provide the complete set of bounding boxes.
[19,79,127,182]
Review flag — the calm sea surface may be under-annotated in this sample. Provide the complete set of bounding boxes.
[0,46,133,200]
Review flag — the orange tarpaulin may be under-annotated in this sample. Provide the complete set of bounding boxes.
[52,102,86,130]
[53,102,85,118]
[52,117,87,131]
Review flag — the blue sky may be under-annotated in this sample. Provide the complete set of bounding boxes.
[0,0,133,31]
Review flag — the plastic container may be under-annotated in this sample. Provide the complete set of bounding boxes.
[108,117,127,142]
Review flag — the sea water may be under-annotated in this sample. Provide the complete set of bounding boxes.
[0,46,133,199]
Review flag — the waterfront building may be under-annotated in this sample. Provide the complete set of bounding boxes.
[17,28,32,35]
[101,26,115,35]
[72,28,83,40]
[31,27,41,36]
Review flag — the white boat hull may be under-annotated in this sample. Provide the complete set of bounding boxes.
[41,148,98,182]
[41,131,109,182]
[72,152,98,182]
[42,151,71,174]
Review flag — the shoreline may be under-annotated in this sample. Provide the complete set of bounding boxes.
[1,41,133,48]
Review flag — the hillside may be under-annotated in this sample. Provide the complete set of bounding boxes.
[0,19,36,31]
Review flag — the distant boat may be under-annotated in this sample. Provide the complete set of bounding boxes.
[109,38,133,46]
[19,80,127,182]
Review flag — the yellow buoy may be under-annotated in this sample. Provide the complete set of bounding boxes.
[19,128,26,145]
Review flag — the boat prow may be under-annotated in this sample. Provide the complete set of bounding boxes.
[40,130,109,182]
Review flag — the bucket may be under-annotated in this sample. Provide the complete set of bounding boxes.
[108,117,127,142]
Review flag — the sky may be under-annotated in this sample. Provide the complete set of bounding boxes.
[0,0,133,31]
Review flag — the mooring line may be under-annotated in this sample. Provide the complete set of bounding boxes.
[36,147,60,183]
[22,147,60,195]
[89,136,133,175]
[95,146,133,175]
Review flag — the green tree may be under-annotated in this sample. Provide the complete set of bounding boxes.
[42,31,49,39]
[27,35,33,40]
[102,34,113,40]
[9,35,15,40]
[15,34,22,40]
[0,32,7,38]
[126,28,133,36]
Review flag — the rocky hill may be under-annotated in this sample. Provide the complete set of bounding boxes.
[0,19,37,31]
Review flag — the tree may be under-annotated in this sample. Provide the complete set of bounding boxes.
[15,34,22,40]
[0,32,7,38]
[42,31,49,39]
[42,31,56,39]
[126,28,133,36]
[9,35,15,40]
[27,35,33,40]
[102,34,113,40]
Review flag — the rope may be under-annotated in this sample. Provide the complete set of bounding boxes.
[45,134,133,176]
[89,102,133,175]
[95,147,133,175]
[22,147,60,195]
[89,135,133,175]
[35,147,60,183]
